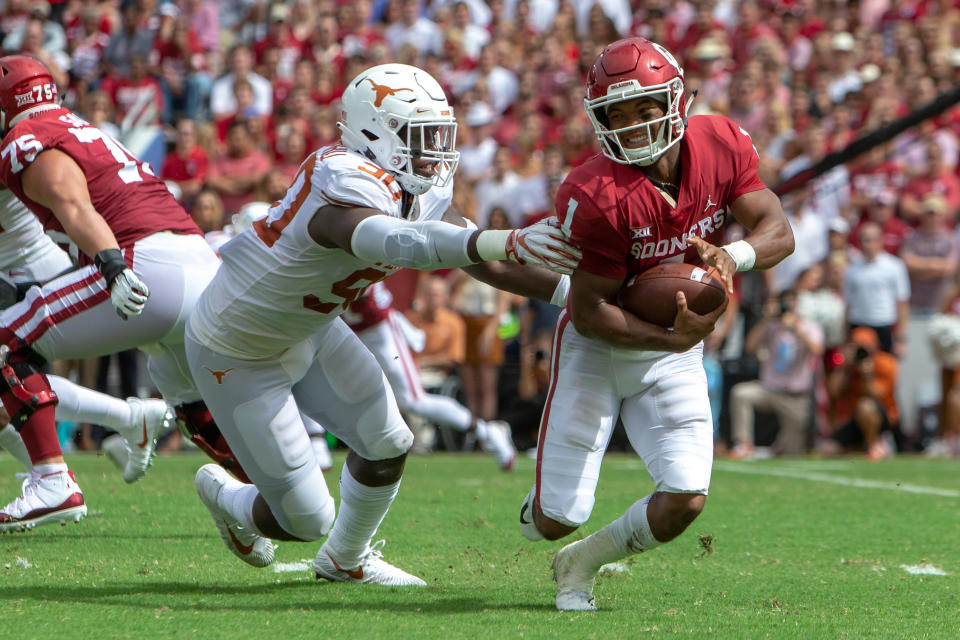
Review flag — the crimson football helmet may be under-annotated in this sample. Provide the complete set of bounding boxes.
[584,38,690,166]
[0,55,59,134]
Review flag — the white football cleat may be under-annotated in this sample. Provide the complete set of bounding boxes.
[552,539,600,611]
[0,470,86,533]
[194,464,276,567]
[119,397,173,483]
[101,433,129,472]
[314,540,426,586]
[479,420,516,471]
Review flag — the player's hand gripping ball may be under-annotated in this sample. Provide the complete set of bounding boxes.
[618,263,727,328]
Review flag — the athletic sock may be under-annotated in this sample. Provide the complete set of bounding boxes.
[606,494,661,556]
[49,375,132,430]
[34,462,69,475]
[324,465,400,567]
[217,481,263,536]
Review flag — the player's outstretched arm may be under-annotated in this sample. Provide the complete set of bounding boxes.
[308,205,580,274]
[438,209,575,304]
[569,270,723,352]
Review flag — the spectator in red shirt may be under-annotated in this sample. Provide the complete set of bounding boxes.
[730,0,778,70]
[152,10,210,123]
[851,189,913,257]
[111,53,164,129]
[68,5,110,88]
[252,3,305,81]
[181,0,219,54]
[205,119,271,218]
[848,145,906,219]
[675,0,726,68]
[161,118,209,208]
[214,77,271,144]
[900,139,960,223]
[308,15,346,79]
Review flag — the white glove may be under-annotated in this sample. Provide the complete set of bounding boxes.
[110,268,150,319]
[504,217,582,275]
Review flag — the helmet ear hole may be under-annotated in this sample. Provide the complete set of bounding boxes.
[362,129,379,141]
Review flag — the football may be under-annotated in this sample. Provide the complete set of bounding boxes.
[618,263,727,328]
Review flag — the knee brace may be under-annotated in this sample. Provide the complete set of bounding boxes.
[0,345,56,430]
[175,400,251,483]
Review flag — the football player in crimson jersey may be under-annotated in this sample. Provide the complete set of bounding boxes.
[0,187,174,486]
[184,63,578,584]
[519,38,795,611]
[0,55,222,532]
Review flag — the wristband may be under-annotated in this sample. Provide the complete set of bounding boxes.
[475,229,511,262]
[94,248,127,286]
[550,275,570,307]
[721,239,756,272]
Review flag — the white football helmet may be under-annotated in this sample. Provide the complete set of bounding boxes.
[232,201,270,234]
[339,63,459,195]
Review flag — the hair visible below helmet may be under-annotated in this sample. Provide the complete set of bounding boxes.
[0,55,59,134]
[338,63,459,195]
[584,38,689,167]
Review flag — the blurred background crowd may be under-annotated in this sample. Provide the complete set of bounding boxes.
[3,0,960,460]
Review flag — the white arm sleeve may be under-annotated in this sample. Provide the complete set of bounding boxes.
[350,214,479,270]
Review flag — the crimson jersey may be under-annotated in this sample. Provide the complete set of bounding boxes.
[557,115,766,281]
[343,281,393,332]
[0,107,200,261]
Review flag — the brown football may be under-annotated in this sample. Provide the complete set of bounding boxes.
[618,263,727,328]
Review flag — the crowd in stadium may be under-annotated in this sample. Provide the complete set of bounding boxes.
[3,0,960,460]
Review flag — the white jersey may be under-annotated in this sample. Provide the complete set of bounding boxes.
[189,145,453,359]
[0,189,68,273]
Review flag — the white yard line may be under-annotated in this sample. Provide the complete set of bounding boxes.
[273,561,312,573]
[714,461,960,498]
[900,564,948,576]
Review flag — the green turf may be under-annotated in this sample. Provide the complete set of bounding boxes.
[2,452,958,639]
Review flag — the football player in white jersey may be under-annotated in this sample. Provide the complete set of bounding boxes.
[185,63,579,583]
[202,201,334,473]
[0,188,173,494]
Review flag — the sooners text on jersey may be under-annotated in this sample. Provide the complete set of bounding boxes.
[0,107,199,261]
[558,115,766,282]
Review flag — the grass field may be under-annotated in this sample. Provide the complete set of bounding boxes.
[2,451,958,639]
